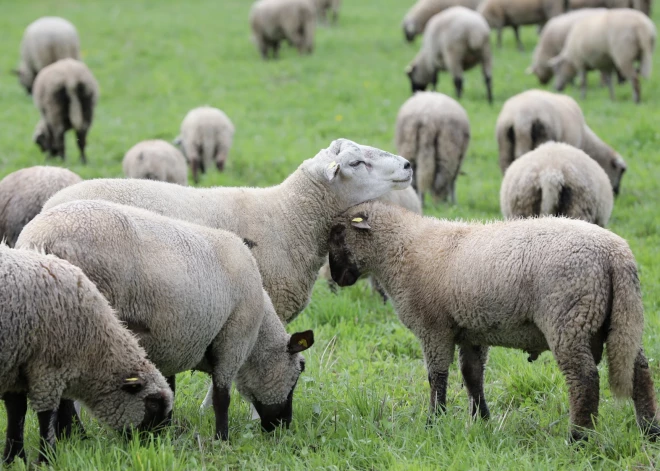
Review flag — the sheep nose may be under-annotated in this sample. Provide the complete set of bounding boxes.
[403,162,411,170]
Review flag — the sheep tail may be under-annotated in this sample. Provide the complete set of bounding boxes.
[67,82,93,131]
[638,26,655,78]
[538,169,564,216]
[606,255,644,398]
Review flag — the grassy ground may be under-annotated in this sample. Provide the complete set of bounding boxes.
[1,1,660,469]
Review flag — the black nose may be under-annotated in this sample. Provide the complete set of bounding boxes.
[403,162,411,170]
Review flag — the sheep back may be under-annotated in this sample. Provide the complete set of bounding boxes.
[123,139,189,185]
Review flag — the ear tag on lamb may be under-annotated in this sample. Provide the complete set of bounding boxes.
[352,217,363,223]
[298,338,308,348]
[125,377,139,382]
[351,217,371,230]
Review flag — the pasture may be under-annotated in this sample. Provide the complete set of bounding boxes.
[1,0,659,469]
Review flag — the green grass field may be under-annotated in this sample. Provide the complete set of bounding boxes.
[2,1,660,469]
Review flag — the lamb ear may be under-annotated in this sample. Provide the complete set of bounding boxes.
[325,161,340,181]
[288,330,314,353]
[351,216,370,230]
[121,376,145,394]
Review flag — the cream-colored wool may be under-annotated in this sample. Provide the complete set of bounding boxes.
[122,140,188,186]
[250,0,316,59]
[402,0,483,42]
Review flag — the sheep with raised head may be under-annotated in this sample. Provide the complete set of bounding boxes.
[250,0,316,59]
[402,0,483,42]
[122,140,188,186]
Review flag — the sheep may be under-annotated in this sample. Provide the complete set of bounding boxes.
[500,142,614,226]
[402,0,483,42]
[328,201,660,441]
[478,0,567,51]
[569,0,651,16]
[1,244,172,464]
[13,17,80,94]
[395,91,471,205]
[313,0,341,24]
[0,166,82,247]
[174,106,235,184]
[249,0,316,59]
[495,89,627,194]
[32,58,99,164]
[548,9,656,103]
[406,6,493,103]
[122,140,188,186]
[43,139,412,324]
[16,199,315,441]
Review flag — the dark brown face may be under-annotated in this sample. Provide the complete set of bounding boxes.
[253,387,295,432]
[328,224,362,287]
[35,132,50,153]
[137,392,170,433]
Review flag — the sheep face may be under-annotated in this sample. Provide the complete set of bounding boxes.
[235,331,314,432]
[529,63,552,85]
[606,155,627,196]
[548,56,576,91]
[403,20,417,42]
[327,218,372,287]
[406,62,435,93]
[33,120,52,153]
[13,65,34,94]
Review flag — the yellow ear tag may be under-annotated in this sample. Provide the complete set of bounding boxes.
[125,377,139,382]
[328,161,337,169]
[298,339,308,348]
[352,217,363,223]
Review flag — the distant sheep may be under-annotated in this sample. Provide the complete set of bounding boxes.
[402,0,483,42]
[314,0,341,24]
[123,140,188,185]
[250,0,316,59]
[569,0,651,16]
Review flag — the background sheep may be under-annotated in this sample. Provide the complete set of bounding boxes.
[548,8,656,103]
[402,0,483,42]
[478,0,567,51]
[500,142,614,226]
[328,201,660,442]
[32,58,99,164]
[395,91,471,205]
[249,0,316,59]
[313,0,341,24]
[122,139,189,186]
[0,166,81,247]
[569,0,652,16]
[1,245,172,464]
[13,16,80,94]
[406,6,493,102]
[174,106,235,184]
[495,89,627,194]
[17,200,315,441]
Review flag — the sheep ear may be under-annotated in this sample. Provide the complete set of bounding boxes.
[325,161,340,181]
[288,330,314,353]
[351,216,370,230]
[121,376,145,394]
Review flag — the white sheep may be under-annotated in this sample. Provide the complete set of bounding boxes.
[395,91,471,205]
[249,0,316,59]
[17,200,315,441]
[328,201,660,442]
[313,0,341,24]
[1,244,172,465]
[500,142,614,226]
[0,166,81,247]
[495,89,627,194]
[402,0,483,42]
[122,140,188,186]
[174,106,235,184]
[406,6,493,103]
[32,58,99,164]
[548,8,656,103]
[569,0,651,16]
[13,17,80,94]
[43,139,412,324]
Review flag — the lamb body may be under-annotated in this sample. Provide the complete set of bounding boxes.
[123,140,188,186]
[1,245,171,464]
[313,0,341,24]
[0,166,81,247]
[402,0,483,42]
[500,142,614,226]
[328,201,660,441]
[250,0,316,59]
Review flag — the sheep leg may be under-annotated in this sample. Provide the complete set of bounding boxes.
[191,160,201,185]
[631,75,640,104]
[370,276,388,304]
[423,338,454,418]
[211,382,231,441]
[631,349,660,440]
[601,73,615,101]
[2,392,27,464]
[496,28,502,48]
[481,43,493,104]
[54,131,66,161]
[164,376,176,426]
[513,26,524,52]
[37,409,57,463]
[55,399,86,440]
[453,77,464,100]
[579,70,587,99]
[446,57,463,100]
[75,130,88,165]
[459,345,490,419]
[272,41,281,60]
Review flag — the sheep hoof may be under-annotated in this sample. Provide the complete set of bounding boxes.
[640,420,660,441]
[569,429,589,444]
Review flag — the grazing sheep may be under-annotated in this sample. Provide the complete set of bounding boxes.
[43,139,412,324]
[548,9,656,103]
[249,0,316,59]
[406,6,493,103]
[17,200,315,440]
[32,58,99,164]
[328,201,660,442]
[495,89,627,194]
[395,92,471,205]
[174,106,235,184]
[314,0,341,24]
[402,0,483,42]
[478,0,567,51]
[123,140,188,186]
[500,142,614,226]
[13,17,80,94]
[1,245,172,464]
[0,166,81,247]
[569,0,651,16]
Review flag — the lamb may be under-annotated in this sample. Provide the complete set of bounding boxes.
[249,0,316,59]
[328,201,660,441]
[395,91,471,205]
[548,9,656,103]
[495,89,627,194]
[43,139,412,324]
[1,245,172,464]
[478,0,567,51]
[16,200,315,440]
[13,17,80,94]
[32,58,99,164]
[500,142,614,226]
[174,106,235,184]
[406,6,493,103]
[122,140,188,186]
[402,0,483,42]
[0,166,81,247]
[313,0,341,24]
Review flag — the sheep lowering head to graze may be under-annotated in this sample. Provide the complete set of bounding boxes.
[328,201,660,442]
[122,139,188,185]
[249,0,316,59]
[406,7,493,103]
[0,245,172,465]
[313,0,341,24]
[402,0,483,42]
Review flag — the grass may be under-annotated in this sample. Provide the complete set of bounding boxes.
[1,0,660,469]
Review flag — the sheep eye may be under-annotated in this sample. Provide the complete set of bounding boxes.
[349,161,364,168]
[146,399,161,412]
